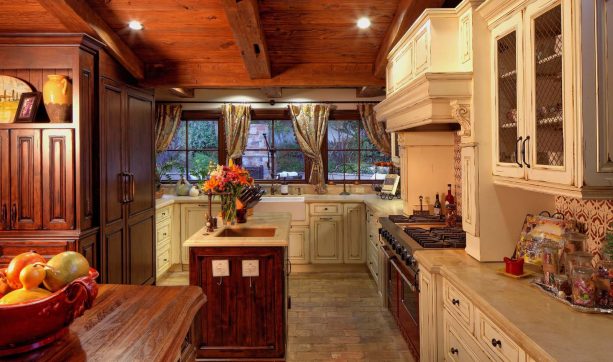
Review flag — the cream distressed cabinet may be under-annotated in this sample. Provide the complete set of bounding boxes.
[288,225,310,264]
[180,203,220,264]
[155,205,173,278]
[309,203,365,264]
[487,0,613,198]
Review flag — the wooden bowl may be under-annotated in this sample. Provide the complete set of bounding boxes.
[0,268,99,356]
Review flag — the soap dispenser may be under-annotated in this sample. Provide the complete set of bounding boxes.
[280,177,289,195]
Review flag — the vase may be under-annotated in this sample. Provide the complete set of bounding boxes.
[221,194,237,225]
[175,176,191,196]
[42,75,72,123]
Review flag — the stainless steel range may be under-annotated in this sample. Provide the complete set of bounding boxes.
[379,215,466,361]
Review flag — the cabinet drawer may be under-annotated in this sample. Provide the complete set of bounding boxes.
[156,206,172,222]
[443,309,491,362]
[443,278,474,333]
[367,251,379,285]
[157,245,171,276]
[309,203,342,215]
[0,240,74,267]
[156,220,171,243]
[476,310,524,362]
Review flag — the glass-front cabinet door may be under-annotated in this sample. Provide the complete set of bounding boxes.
[492,13,525,178]
[524,0,573,184]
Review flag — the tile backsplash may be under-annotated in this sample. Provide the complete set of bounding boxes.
[454,134,462,216]
[555,196,613,262]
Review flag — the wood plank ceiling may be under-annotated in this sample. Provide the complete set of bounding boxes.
[0,0,454,89]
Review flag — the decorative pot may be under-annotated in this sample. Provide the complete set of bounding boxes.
[221,194,238,225]
[175,177,191,196]
[42,75,72,123]
[189,185,200,197]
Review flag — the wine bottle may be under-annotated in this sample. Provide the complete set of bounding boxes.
[445,184,455,206]
[433,193,442,216]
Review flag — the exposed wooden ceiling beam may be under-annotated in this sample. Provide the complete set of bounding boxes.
[260,87,282,98]
[221,0,271,79]
[37,0,144,80]
[145,63,384,88]
[373,0,445,79]
[168,87,195,98]
[356,86,386,98]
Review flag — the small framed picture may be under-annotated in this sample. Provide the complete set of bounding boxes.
[14,92,42,122]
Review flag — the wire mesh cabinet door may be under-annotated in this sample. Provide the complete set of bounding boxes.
[492,12,526,179]
[524,0,575,185]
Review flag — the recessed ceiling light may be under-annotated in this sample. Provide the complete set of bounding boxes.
[357,17,371,29]
[128,21,143,30]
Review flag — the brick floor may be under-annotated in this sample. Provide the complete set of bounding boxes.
[288,272,414,362]
[158,269,414,361]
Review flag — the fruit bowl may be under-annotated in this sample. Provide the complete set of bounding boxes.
[0,268,99,356]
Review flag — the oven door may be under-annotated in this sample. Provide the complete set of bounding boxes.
[391,259,420,360]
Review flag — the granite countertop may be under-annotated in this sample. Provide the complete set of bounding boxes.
[414,249,613,362]
[156,193,404,216]
[184,212,291,248]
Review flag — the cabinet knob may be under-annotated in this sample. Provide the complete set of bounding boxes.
[163,258,168,262]
[452,298,460,306]
[491,338,502,348]
[324,207,328,210]
[163,233,167,237]
[450,347,459,355]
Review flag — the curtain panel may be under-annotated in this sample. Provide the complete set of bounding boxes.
[222,103,252,161]
[358,104,391,155]
[288,103,330,194]
[154,104,182,152]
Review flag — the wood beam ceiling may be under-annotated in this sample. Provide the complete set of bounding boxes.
[221,0,271,79]
[168,88,195,98]
[37,0,144,80]
[145,63,384,88]
[373,0,445,79]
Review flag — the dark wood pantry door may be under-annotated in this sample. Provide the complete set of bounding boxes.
[42,129,75,230]
[0,130,9,230]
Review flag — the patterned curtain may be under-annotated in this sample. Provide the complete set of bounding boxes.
[288,103,330,194]
[358,104,391,155]
[155,104,182,152]
[222,103,252,161]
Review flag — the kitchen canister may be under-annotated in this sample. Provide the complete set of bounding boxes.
[42,75,72,122]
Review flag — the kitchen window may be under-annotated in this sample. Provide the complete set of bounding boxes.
[156,117,223,182]
[327,119,388,182]
[243,119,306,181]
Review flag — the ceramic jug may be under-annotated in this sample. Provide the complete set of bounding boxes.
[189,185,200,197]
[175,176,191,196]
[42,75,72,122]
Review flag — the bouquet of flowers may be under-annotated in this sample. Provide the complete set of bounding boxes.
[202,160,253,224]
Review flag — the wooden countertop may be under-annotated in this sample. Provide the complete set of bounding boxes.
[184,212,291,248]
[7,284,206,362]
[414,249,613,362]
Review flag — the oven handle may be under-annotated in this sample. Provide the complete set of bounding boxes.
[390,259,417,293]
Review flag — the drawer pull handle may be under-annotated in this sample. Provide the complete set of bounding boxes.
[320,217,333,221]
[162,233,167,237]
[491,338,502,348]
[452,298,460,306]
[450,347,459,355]
[324,207,328,210]
[163,259,168,262]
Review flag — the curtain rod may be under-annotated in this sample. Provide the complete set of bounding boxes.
[156,100,381,104]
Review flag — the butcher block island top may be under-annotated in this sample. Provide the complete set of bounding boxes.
[183,212,291,248]
[6,285,206,362]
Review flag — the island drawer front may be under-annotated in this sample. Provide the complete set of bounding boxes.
[156,206,172,222]
[443,309,491,362]
[156,220,171,244]
[443,278,474,333]
[475,309,524,362]
[157,245,171,276]
[310,203,342,215]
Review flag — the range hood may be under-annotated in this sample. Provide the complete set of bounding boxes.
[374,2,480,137]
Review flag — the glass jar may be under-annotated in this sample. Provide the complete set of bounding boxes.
[541,241,561,287]
[571,267,596,307]
[565,251,593,278]
[561,232,587,274]
[595,259,613,308]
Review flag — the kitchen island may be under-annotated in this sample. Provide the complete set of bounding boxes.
[184,212,290,361]
[5,284,205,362]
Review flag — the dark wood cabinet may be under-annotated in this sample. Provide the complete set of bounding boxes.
[99,77,155,285]
[0,130,8,231]
[42,129,74,230]
[10,129,42,230]
[190,247,286,360]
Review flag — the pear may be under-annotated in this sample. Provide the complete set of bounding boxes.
[43,252,90,292]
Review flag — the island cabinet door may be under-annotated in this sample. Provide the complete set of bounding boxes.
[191,247,285,359]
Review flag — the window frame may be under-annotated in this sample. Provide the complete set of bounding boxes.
[157,108,387,184]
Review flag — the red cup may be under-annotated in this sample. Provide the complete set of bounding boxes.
[504,257,524,276]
